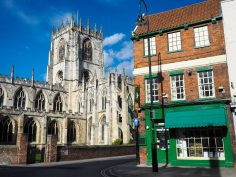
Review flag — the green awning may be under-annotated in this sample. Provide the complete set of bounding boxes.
[165,105,227,128]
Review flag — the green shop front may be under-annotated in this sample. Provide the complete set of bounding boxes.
[142,103,234,167]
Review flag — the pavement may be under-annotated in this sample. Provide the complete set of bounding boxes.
[112,161,236,177]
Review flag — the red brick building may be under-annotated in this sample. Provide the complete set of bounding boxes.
[132,0,236,167]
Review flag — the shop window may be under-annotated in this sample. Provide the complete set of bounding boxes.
[145,78,158,103]
[35,91,45,111]
[176,127,225,159]
[170,74,185,100]
[0,87,4,107]
[198,70,215,98]
[168,32,182,52]
[144,37,156,56]
[194,26,210,48]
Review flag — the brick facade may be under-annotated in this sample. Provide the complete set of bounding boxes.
[132,0,235,167]
[45,135,57,163]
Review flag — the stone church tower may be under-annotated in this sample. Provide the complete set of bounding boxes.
[0,15,134,153]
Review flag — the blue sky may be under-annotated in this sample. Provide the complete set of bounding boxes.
[0,0,205,80]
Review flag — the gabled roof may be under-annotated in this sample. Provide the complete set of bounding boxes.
[134,0,221,35]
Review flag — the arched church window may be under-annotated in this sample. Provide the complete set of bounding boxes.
[53,94,63,112]
[78,101,82,113]
[89,98,94,112]
[48,120,59,141]
[82,39,92,61]
[0,87,4,107]
[24,119,37,142]
[58,38,65,62]
[102,96,106,110]
[0,117,14,144]
[14,88,26,109]
[35,91,45,111]
[100,117,106,141]
[88,117,92,141]
[56,70,63,83]
[82,70,90,83]
[67,120,76,143]
[118,128,123,142]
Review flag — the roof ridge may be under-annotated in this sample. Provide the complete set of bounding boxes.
[148,0,208,17]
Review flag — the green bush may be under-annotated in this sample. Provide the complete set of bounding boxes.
[128,139,135,144]
[112,138,123,145]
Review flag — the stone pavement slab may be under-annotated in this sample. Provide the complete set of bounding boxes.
[112,162,236,177]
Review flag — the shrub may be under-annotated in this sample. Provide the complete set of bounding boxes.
[128,139,135,144]
[112,138,123,145]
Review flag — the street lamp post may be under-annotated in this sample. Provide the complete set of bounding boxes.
[136,0,158,172]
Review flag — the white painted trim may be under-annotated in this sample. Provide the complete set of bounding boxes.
[133,55,227,76]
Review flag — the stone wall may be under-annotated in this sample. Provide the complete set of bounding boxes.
[57,145,135,161]
[0,146,18,164]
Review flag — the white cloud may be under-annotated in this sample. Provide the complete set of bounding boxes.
[104,40,134,77]
[116,41,133,60]
[104,49,115,67]
[3,0,40,25]
[104,41,133,67]
[103,33,125,47]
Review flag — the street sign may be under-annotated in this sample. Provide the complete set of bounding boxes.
[134,118,139,127]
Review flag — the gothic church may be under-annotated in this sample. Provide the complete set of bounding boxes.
[0,16,134,148]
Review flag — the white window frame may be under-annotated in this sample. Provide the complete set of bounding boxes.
[168,32,182,52]
[145,78,158,103]
[198,70,215,98]
[170,74,186,100]
[144,37,156,56]
[194,26,210,48]
[176,128,225,160]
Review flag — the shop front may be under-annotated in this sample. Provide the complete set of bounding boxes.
[165,104,234,167]
[144,103,234,167]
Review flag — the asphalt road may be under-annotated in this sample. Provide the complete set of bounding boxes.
[0,156,135,177]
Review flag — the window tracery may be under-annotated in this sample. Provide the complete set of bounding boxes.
[48,120,59,141]
[0,117,14,144]
[24,119,37,142]
[82,39,92,61]
[58,38,65,62]
[53,94,63,112]
[14,88,26,109]
[67,120,76,143]
[35,91,45,111]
